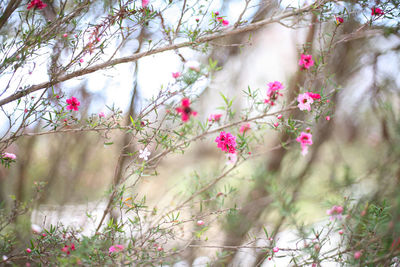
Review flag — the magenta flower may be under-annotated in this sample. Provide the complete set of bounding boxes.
[215,131,237,154]
[297,93,314,111]
[335,17,344,25]
[299,54,314,69]
[208,113,222,122]
[3,152,16,160]
[222,20,229,26]
[265,81,284,105]
[371,7,384,16]
[273,247,279,253]
[176,98,197,122]
[142,0,149,7]
[109,244,124,253]
[27,0,47,10]
[354,251,362,259]
[325,116,330,121]
[98,112,105,118]
[66,97,80,111]
[296,132,313,156]
[327,205,344,220]
[306,92,321,100]
[26,248,32,253]
[172,72,181,79]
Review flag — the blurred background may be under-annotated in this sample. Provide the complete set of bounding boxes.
[0,0,400,266]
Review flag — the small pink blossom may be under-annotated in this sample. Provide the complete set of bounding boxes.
[371,7,384,16]
[142,0,149,7]
[354,251,362,259]
[157,246,163,252]
[215,131,237,154]
[176,98,197,122]
[79,58,84,63]
[239,123,251,134]
[297,93,314,111]
[299,54,314,69]
[325,116,330,121]
[265,81,284,105]
[214,11,219,16]
[63,33,68,38]
[66,97,80,111]
[306,92,321,100]
[327,205,344,220]
[222,20,229,26]
[27,0,47,10]
[277,114,283,120]
[197,220,205,226]
[296,132,313,156]
[226,152,237,165]
[26,248,32,253]
[335,17,344,25]
[273,122,279,128]
[338,230,344,235]
[61,245,70,255]
[3,152,16,160]
[208,113,222,122]
[172,72,181,79]
[98,112,105,118]
[273,247,279,253]
[109,244,124,253]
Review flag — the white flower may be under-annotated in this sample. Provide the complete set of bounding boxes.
[226,153,237,165]
[31,224,42,234]
[3,255,8,261]
[139,147,151,161]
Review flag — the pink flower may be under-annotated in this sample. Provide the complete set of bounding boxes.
[296,132,313,156]
[306,92,321,100]
[335,17,344,25]
[297,93,314,111]
[277,114,283,120]
[26,248,32,253]
[215,131,237,154]
[214,11,219,16]
[172,72,181,79]
[325,116,330,121]
[327,205,344,220]
[299,54,314,69]
[3,152,16,160]
[63,33,68,38]
[79,58,84,63]
[208,113,222,122]
[176,98,197,122]
[197,220,205,226]
[338,230,344,235]
[27,0,47,10]
[70,243,76,251]
[61,245,70,255]
[98,112,105,118]
[273,122,279,128]
[265,81,284,105]
[273,247,279,253]
[354,251,362,259]
[66,97,80,111]
[222,20,229,26]
[157,246,163,252]
[371,7,384,16]
[239,123,251,134]
[142,0,149,7]
[109,244,124,253]
[226,152,237,165]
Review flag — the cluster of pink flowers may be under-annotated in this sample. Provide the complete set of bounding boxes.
[371,7,384,16]
[214,12,229,26]
[109,244,124,253]
[2,152,16,160]
[327,205,344,220]
[296,131,313,156]
[27,0,47,10]
[299,54,314,70]
[176,98,197,122]
[265,81,284,105]
[208,113,222,122]
[66,97,80,111]
[61,243,76,255]
[215,131,237,154]
[297,92,320,111]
